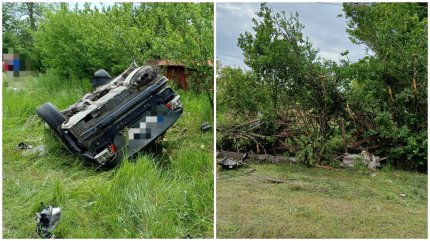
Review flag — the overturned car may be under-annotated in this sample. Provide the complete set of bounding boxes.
[36,61,183,167]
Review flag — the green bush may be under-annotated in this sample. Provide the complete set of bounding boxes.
[216,65,272,118]
[34,3,213,79]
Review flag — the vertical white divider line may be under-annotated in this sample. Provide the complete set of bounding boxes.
[213,1,217,239]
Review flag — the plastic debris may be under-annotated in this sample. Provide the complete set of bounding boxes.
[23,145,47,157]
[16,142,47,157]
[219,157,243,169]
[218,153,248,169]
[31,145,47,157]
[35,205,61,238]
[200,122,212,132]
[15,142,32,150]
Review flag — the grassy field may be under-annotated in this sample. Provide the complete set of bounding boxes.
[217,163,427,238]
[2,73,214,238]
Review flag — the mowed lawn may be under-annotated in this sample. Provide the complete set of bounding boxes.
[217,163,427,238]
[3,74,214,238]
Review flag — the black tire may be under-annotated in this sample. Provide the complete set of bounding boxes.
[36,102,66,136]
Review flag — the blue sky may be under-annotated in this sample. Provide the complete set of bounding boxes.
[216,2,370,69]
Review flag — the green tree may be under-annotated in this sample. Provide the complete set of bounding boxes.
[236,3,347,165]
[238,3,317,113]
[33,3,213,80]
[217,64,269,117]
[343,2,428,170]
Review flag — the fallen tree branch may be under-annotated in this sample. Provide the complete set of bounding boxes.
[219,151,296,164]
[316,164,339,171]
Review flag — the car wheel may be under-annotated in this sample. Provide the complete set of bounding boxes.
[36,102,67,136]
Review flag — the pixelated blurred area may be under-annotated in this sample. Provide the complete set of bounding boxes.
[2,47,33,83]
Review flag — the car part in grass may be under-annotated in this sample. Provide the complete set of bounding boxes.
[200,122,212,132]
[15,142,32,150]
[35,205,61,238]
[217,152,248,169]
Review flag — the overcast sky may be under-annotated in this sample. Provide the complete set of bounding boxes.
[216,2,370,69]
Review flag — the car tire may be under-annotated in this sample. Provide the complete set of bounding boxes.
[36,102,66,136]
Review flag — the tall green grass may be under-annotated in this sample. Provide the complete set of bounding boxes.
[3,73,214,238]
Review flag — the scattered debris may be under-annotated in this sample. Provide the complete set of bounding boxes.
[340,154,359,167]
[15,142,47,157]
[35,205,61,238]
[15,142,32,150]
[341,151,386,170]
[217,152,248,169]
[218,157,243,169]
[26,145,47,157]
[200,122,212,132]
[400,194,406,198]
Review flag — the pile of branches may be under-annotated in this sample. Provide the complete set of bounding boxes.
[217,109,346,166]
[217,117,302,154]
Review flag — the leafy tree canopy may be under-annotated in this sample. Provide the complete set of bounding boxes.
[32,2,213,79]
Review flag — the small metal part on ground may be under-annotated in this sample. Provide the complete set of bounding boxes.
[15,142,32,150]
[218,158,243,169]
[35,205,61,239]
[200,122,212,132]
[217,152,248,169]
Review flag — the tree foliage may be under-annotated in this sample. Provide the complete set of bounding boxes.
[32,3,213,79]
[238,3,318,113]
[343,2,427,171]
[216,64,269,117]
